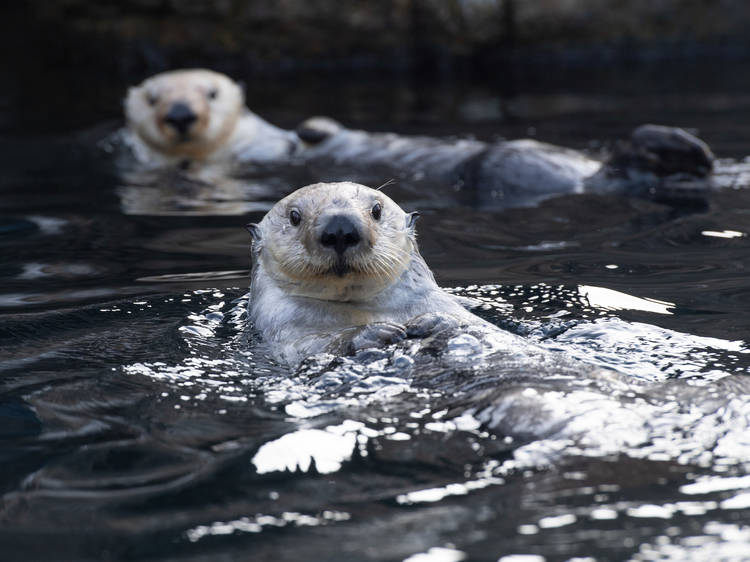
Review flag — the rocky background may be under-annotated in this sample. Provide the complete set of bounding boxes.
[3,1,750,139]
[7,0,750,77]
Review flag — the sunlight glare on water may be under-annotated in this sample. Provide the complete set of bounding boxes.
[578,285,674,315]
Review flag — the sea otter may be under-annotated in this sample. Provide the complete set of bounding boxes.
[247,181,487,365]
[244,186,750,471]
[122,68,296,168]
[121,69,715,208]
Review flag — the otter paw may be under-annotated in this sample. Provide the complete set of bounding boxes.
[406,313,461,338]
[296,116,342,145]
[350,322,407,352]
[630,124,714,176]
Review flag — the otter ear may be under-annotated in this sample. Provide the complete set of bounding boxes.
[406,211,420,231]
[124,87,136,106]
[245,223,262,241]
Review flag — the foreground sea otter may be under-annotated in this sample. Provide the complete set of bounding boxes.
[122,69,715,208]
[247,181,487,365]
[245,183,750,473]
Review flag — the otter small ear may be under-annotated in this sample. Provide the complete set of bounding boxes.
[406,211,420,231]
[124,86,136,106]
[245,223,262,241]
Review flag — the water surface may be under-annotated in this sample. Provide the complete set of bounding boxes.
[2,62,750,560]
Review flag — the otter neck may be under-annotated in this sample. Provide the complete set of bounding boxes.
[250,249,443,339]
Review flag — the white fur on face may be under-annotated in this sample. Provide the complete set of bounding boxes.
[255,182,416,302]
[124,69,244,159]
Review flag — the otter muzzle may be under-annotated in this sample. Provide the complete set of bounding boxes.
[164,102,198,138]
[320,215,361,256]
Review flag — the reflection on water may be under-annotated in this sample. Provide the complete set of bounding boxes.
[579,284,675,315]
[701,229,746,239]
[252,424,360,474]
[4,68,750,560]
[116,171,280,216]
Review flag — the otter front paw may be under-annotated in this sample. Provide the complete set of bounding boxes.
[324,322,408,357]
[351,322,407,352]
[405,313,461,338]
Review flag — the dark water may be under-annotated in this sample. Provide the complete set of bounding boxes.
[3,63,750,561]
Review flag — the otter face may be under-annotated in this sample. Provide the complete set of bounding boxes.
[125,69,244,159]
[252,182,419,302]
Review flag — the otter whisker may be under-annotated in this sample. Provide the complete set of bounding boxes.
[375,178,397,191]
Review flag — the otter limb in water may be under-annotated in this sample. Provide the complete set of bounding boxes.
[297,118,715,208]
[246,181,487,365]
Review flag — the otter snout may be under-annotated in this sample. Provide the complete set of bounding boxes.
[320,215,361,255]
[164,102,197,137]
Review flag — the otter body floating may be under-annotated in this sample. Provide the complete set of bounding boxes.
[295,118,714,207]
[120,69,715,207]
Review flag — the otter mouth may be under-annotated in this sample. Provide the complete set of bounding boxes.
[169,128,199,144]
[330,258,351,277]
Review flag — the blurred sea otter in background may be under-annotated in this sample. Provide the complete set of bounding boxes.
[119,68,715,208]
[122,68,296,169]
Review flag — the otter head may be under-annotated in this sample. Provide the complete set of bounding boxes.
[248,182,420,302]
[125,69,244,160]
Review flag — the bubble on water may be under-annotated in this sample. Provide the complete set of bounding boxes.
[446,333,483,357]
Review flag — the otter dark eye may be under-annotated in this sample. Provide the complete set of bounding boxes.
[289,209,301,226]
[371,202,382,221]
[207,88,218,100]
[146,93,159,106]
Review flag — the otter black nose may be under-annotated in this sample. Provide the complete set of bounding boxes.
[320,215,361,254]
[164,102,197,136]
